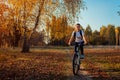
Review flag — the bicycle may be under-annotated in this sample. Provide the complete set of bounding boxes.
[72,43,83,75]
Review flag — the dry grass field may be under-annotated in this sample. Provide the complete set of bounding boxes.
[0,46,120,80]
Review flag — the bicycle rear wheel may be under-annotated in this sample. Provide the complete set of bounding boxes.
[72,54,79,75]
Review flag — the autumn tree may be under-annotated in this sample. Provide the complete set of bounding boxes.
[116,6,120,45]
[85,25,92,44]
[115,27,120,45]
[0,0,25,47]
[8,0,38,52]
[46,15,71,46]
[100,26,108,45]
[0,0,12,47]
[33,0,85,47]
[7,0,85,52]
[90,30,101,45]
[30,30,45,46]
[106,24,116,45]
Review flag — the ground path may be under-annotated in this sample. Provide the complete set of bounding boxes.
[65,49,93,80]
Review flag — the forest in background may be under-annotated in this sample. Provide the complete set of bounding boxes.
[46,15,120,46]
[0,0,120,50]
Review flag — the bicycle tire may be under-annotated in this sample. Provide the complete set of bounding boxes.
[72,54,79,75]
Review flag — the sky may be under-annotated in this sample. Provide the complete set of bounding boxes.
[78,0,120,31]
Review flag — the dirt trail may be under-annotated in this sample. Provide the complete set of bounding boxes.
[66,66,93,80]
[65,49,93,80]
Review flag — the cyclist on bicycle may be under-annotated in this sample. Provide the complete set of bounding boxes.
[68,23,87,59]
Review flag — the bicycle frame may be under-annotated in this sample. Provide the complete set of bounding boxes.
[72,44,82,75]
[75,45,81,65]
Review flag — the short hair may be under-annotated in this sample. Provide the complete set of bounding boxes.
[76,23,81,27]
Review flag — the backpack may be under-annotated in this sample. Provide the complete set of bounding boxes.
[74,30,83,39]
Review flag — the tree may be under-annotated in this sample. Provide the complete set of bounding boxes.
[7,0,37,52]
[91,30,103,45]
[7,0,85,52]
[46,15,66,45]
[88,29,107,45]
[115,27,120,45]
[30,30,45,46]
[100,26,108,45]
[106,24,116,45]
[85,25,92,44]
[100,26,107,37]
[116,6,120,45]
[34,0,85,46]
[0,0,12,47]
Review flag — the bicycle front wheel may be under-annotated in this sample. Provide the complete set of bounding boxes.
[72,54,79,75]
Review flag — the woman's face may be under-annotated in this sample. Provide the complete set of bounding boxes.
[75,25,80,31]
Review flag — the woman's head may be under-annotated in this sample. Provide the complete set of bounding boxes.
[74,23,81,31]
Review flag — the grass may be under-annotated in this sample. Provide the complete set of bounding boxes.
[83,48,120,80]
[0,47,120,80]
[0,48,69,80]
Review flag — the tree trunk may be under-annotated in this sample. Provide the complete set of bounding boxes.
[21,37,30,53]
[21,1,45,53]
[21,0,30,53]
[22,27,30,53]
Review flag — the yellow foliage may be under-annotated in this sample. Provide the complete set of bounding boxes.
[46,15,74,42]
